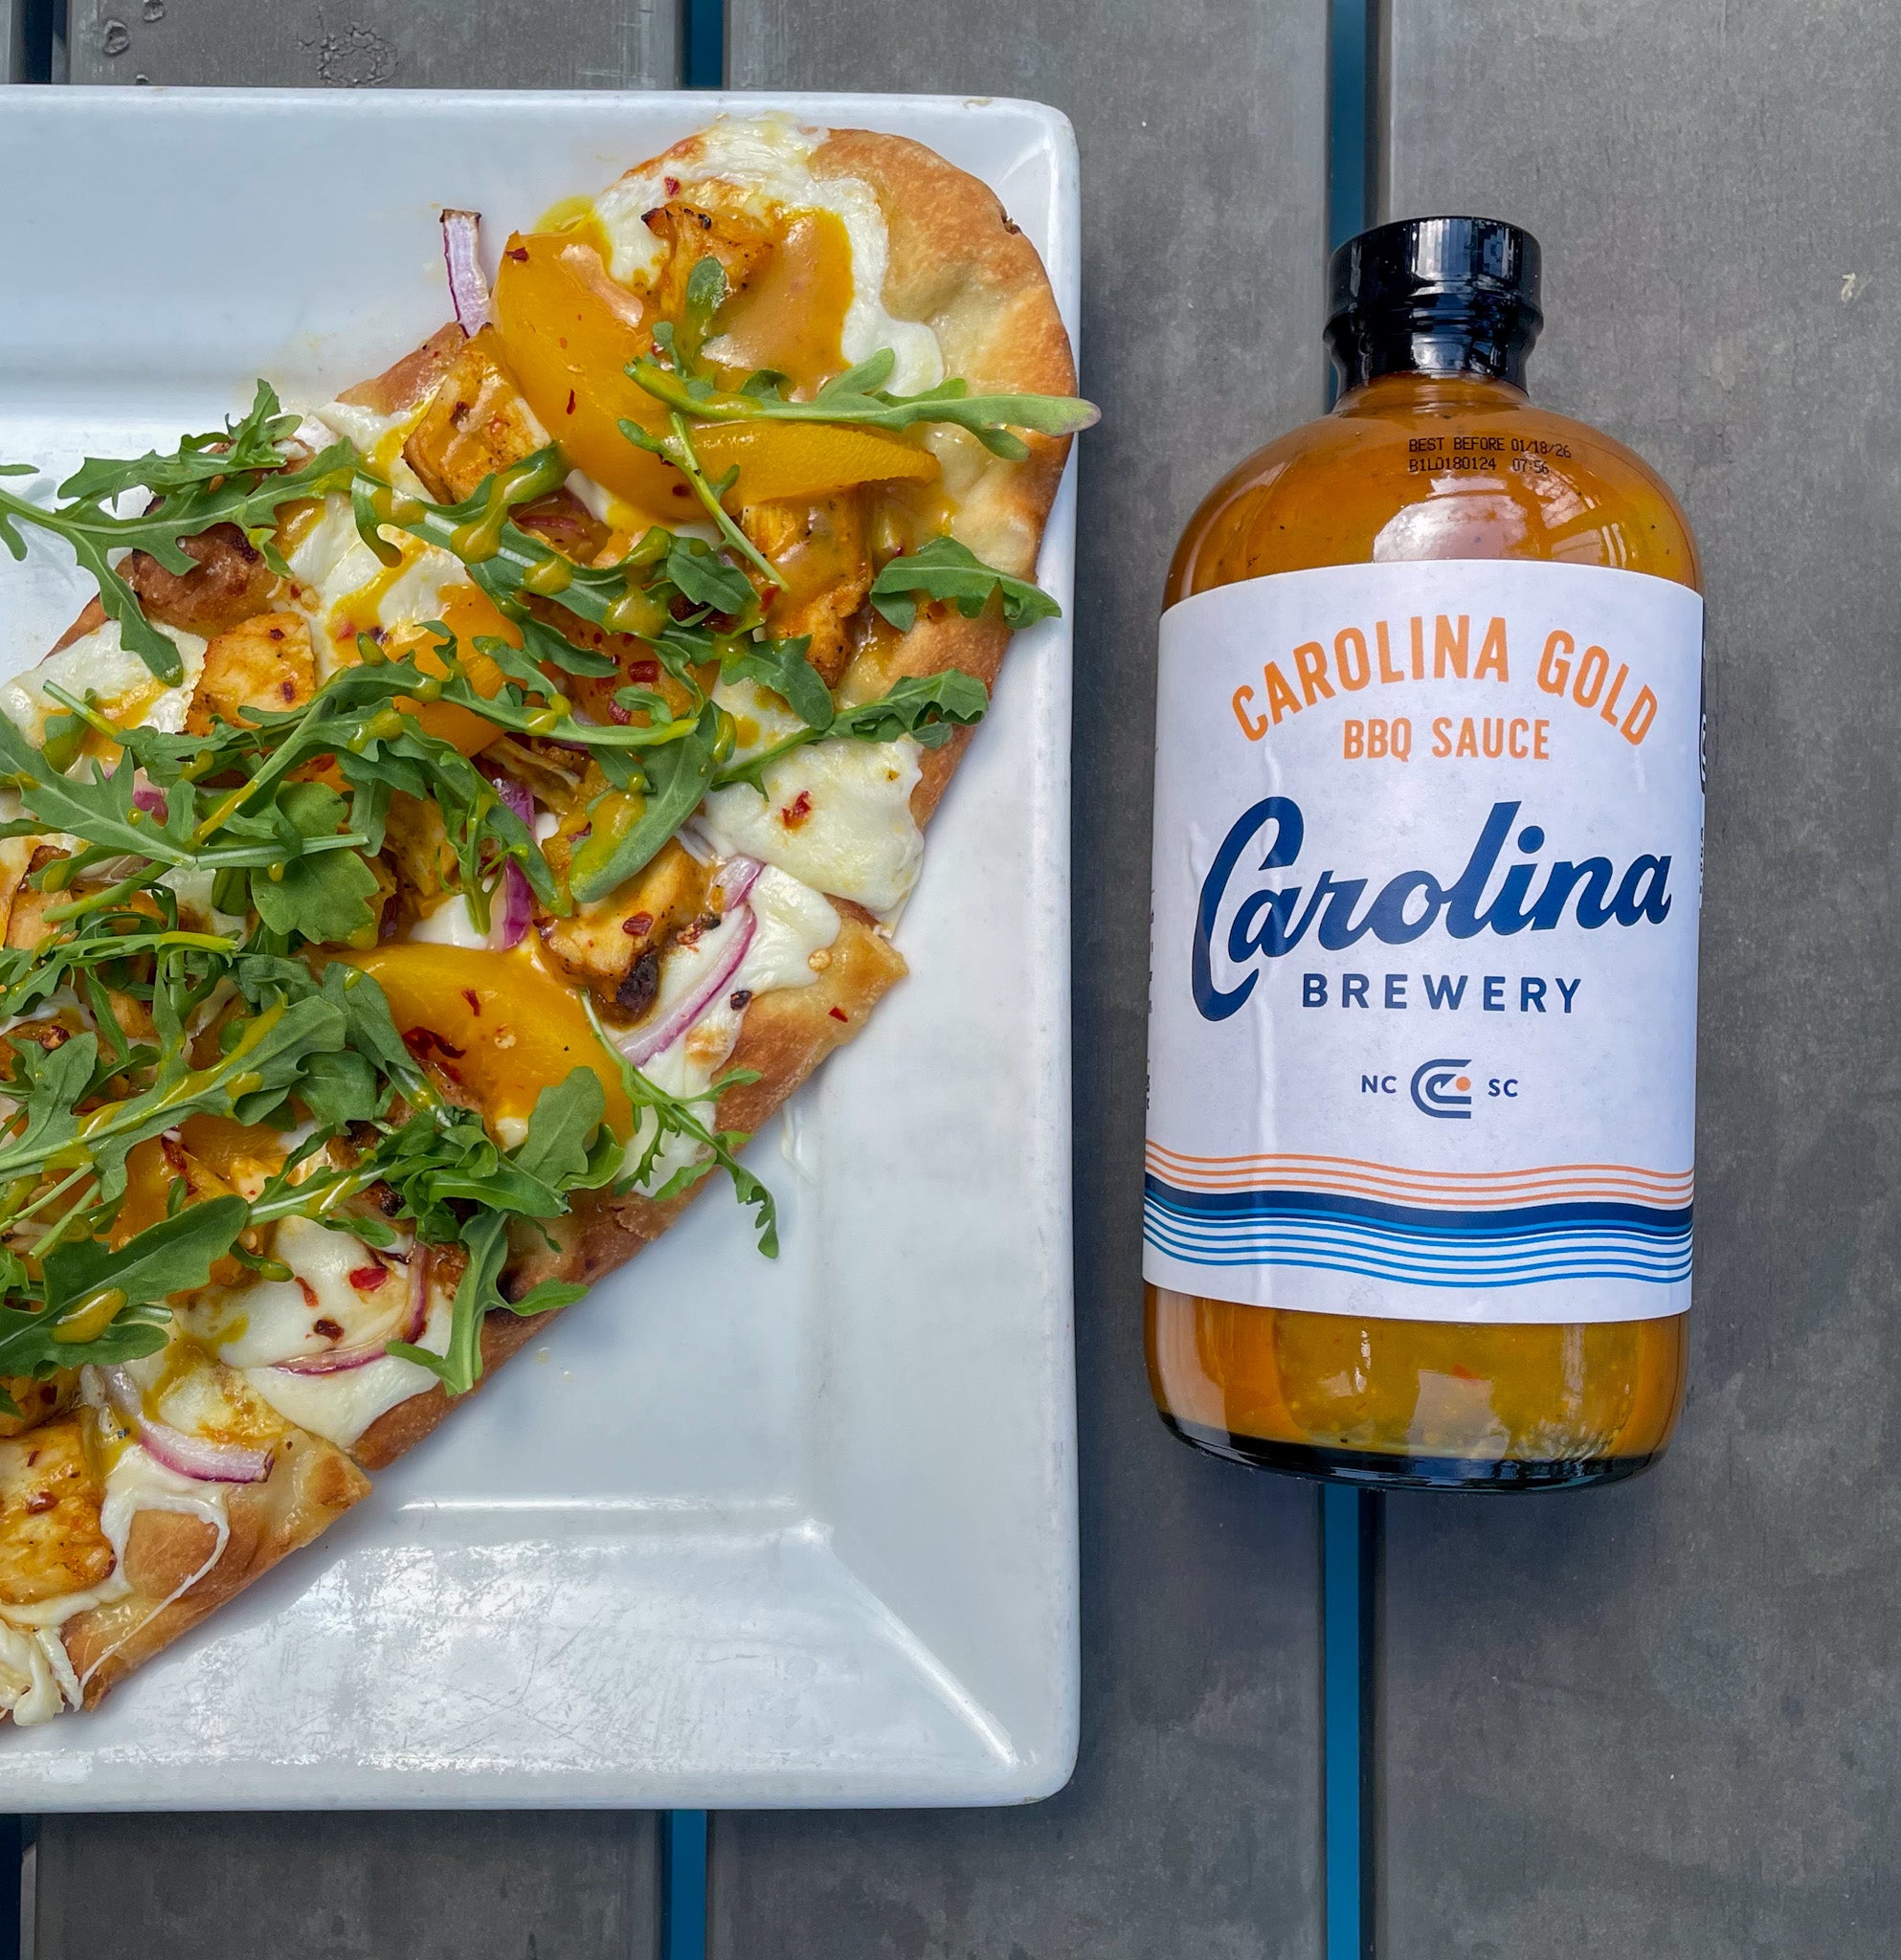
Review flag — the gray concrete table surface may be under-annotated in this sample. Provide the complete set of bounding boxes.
[1379,5,1901,1956]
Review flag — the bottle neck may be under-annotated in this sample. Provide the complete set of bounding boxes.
[1326,304,1536,393]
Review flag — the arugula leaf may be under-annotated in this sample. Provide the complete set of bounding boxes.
[41,1196,248,1321]
[616,410,780,587]
[5,1033,100,1168]
[0,430,355,681]
[665,535,754,615]
[513,1068,609,1191]
[392,1207,503,1396]
[720,635,834,732]
[389,1207,586,1397]
[568,704,721,904]
[0,1196,249,1399]
[712,669,989,791]
[58,382,300,504]
[584,997,778,1258]
[240,781,383,945]
[869,535,1061,633]
[629,345,1100,461]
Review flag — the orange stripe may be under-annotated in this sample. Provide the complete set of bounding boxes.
[1148,1143,1693,1181]
[1144,1144,1691,1205]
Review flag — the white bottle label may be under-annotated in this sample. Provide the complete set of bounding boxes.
[1144,561,1704,1325]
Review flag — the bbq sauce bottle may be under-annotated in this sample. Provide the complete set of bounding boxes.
[1143,219,1702,1490]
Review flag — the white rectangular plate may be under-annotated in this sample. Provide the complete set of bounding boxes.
[0,88,1077,1808]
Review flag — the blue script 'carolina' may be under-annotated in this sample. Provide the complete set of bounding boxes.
[1192,797,1673,1022]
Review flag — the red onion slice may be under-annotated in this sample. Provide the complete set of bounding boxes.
[273,1244,432,1377]
[130,771,168,822]
[489,778,537,951]
[617,903,755,1070]
[713,853,765,909]
[439,209,492,336]
[97,1367,274,1484]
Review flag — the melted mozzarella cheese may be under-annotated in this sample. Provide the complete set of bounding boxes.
[285,494,471,674]
[0,1623,74,1726]
[713,676,807,763]
[0,617,206,746]
[180,1214,415,1370]
[409,893,489,948]
[181,1215,453,1447]
[593,113,944,397]
[698,735,923,912]
[243,1283,453,1449]
[621,864,838,1189]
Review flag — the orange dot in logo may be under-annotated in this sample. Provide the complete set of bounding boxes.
[1454,1077,1471,1092]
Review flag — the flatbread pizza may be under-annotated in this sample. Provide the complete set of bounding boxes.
[0,114,1090,1723]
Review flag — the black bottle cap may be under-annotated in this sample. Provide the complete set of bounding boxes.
[1325,217,1543,391]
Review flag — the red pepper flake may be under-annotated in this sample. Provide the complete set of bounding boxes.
[565,389,577,414]
[1448,1364,1482,1382]
[296,1278,321,1309]
[313,1317,346,1339]
[671,483,690,498]
[403,1026,466,1062]
[664,176,682,196]
[628,658,659,683]
[24,1492,56,1515]
[347,1266,388,1293]
[606,697,633,725]
[505,245,529,262]
[461,989,481,1015]
[621,911,654,938]
[829,1006,848,1022]
[728,989,753,1011]
[780,789,814,831]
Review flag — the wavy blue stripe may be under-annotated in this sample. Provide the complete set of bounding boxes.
[1145,1221,1689,1271]
[1145,1206,1690,1260]
[1145,1210,1689,1266]
[1144,1214,1690,1257]
[1142,1222,1689,1288]
[1145,1174,1691,1236]
[1144,1238,1690,1282]
[1143,1197,1692,1280]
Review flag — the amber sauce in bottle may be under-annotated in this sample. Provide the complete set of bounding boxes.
[1146,220,1700,1489]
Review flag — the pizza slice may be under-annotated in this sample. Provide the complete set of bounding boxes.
[0,114,1091,1725]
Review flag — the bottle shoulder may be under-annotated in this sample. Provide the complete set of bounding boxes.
[1168,385,1701,604]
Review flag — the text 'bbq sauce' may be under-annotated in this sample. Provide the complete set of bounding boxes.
[1143,218,1703,1490]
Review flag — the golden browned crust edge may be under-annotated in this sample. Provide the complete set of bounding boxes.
[350,913,907,1470]
[58,1428,369,1711]
[339,322,467,418]
[811,130,1076,823]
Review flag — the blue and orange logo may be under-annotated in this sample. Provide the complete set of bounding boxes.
[1410,1058,1473,1120]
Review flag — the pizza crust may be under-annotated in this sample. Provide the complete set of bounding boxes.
[57,1428,369,1710]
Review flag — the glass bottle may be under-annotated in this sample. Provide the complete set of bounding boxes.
[1144,218,1703,1490]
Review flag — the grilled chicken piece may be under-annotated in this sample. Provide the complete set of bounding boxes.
[186,612,316,734]
[380,792,457,917]
[4,848,66,955]
[0,1418,112,1606]
[0,1377,76,1442]
[740,493,873,685]
[539,838,711,1013]
[404,326,551,505]
[641,202,776,320]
